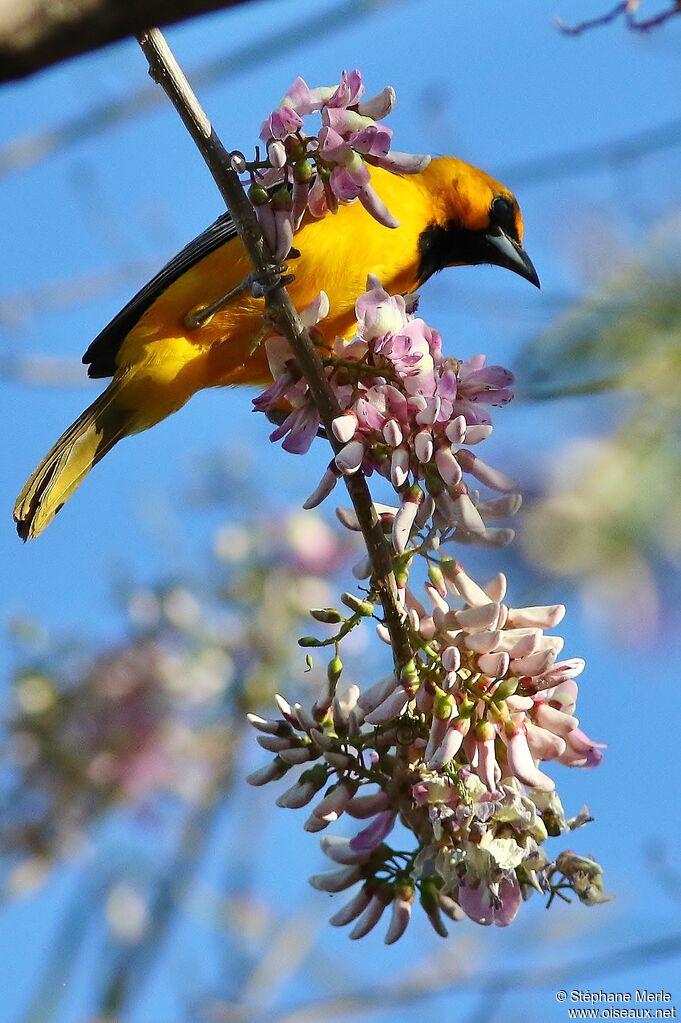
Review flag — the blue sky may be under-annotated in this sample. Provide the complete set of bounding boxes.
[1,1,681,1020]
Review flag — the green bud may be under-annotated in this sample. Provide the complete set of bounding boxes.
[293,157,313,182]
[427,562,445,592]
[298,636,323,648]
[395,568,410,589]
[375,879,396,905]
[301,763,329,791]
[328,655,343,684]
[493,677,519,700]
[419,875,443,912]
[439,557,461,583]
[284,136,305,160]
[248,184,270,206]
[422,465,444,496]
[458,696,476,718]
[400,658,420,691]
[433,687,454,720]
[475,719,495,741]
[395,882,416,904]
[271,185,293,211]
[310,608,344,624]
[340,592,374,616]
[304,654,313,673]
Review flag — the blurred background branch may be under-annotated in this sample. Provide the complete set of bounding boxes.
[269,932,681,1023]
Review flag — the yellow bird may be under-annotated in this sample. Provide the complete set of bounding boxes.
[14,156,539,540]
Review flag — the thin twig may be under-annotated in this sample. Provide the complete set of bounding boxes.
[135,28,414,671]
[627,1,681,29]
[555,2,629,35]
[556,0,681,35]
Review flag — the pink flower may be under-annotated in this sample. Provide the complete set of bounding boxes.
[459,874,522,927]
[457,355,515,405]
[355,281,407,340]
[269,403,320,454]
[559,727,607,768]
[260,106,303,142]
[326,68,365,108]
[349,811,396,853]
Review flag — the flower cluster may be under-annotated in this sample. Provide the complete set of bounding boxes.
[250,275,608,939]
[235,70,429,261]
[255,277,520,552]
[247,562,607,938]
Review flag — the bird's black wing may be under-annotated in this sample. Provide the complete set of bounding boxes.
[82,211,238,379]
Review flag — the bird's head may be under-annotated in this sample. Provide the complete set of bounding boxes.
[416,156,540,289]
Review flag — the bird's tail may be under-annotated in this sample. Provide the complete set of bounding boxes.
[14,381,131,540]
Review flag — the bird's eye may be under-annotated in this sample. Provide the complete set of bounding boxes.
[491,196,514,223]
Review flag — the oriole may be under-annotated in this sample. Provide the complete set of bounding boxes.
[14,156,539,540]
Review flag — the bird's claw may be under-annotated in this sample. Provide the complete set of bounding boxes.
[249,265,295,299]
[185,264,295,329]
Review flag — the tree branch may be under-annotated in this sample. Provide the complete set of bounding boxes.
[0,0,253,84]
[136,28,414,672]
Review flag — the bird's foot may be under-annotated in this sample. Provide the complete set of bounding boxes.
[249,264,295,299]
[185,264,295,329]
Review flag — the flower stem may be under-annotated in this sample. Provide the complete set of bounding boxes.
[136,27,414,673]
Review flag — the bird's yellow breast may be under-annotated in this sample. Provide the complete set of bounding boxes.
[115,164,438,390]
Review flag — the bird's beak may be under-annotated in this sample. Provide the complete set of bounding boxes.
[485,226,541,288]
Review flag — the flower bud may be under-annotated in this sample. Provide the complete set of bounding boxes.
[399,658,420,695]
[341,592,375,616]
[349,888,392,940]
[392,484,423,554]
[390,446,410,487]
[303,462,340,509]
[492,677,519,701]
[427,562,447,598]
[245,757,290,786]
[293,156,313,181]
[414,429,434,463]
[329,885,372,927]
[310,607,344,624]
[246,713,293,736]
[420,879,449,937]
[276,764,327,808]
[363,686,409,725]
[384,884,414,944]
[309,864,364,893]
[267,140,287,168]
[441,646,460,672]
[383,419,403,447]
[279,747,315,765]
[332,411,358,444]
[328,655,343,684]
[248,183,270,206]
[433,686,455,721]
[335,439,365,475]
